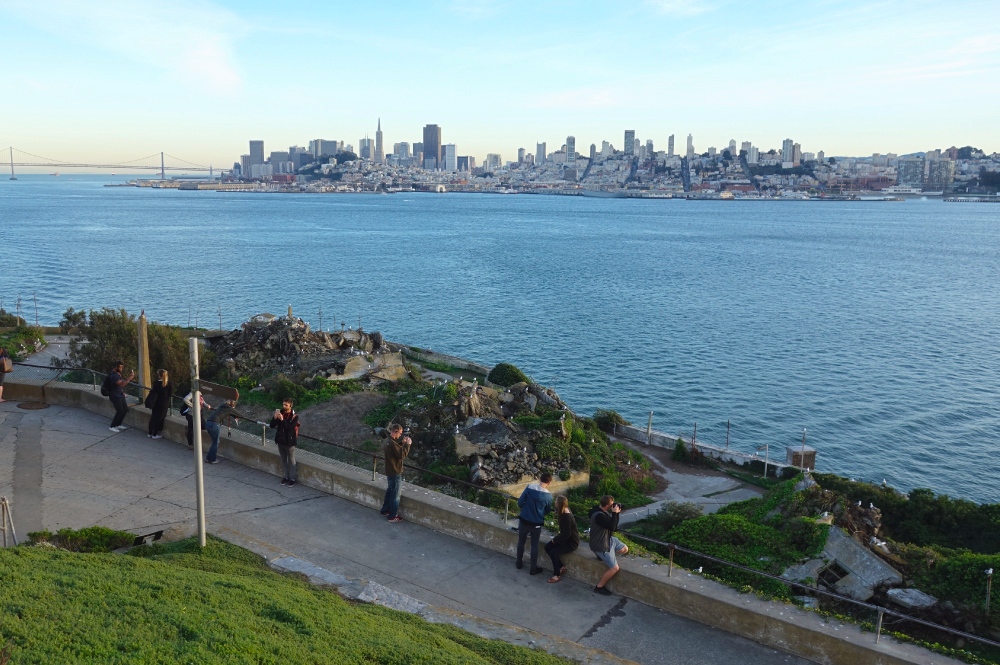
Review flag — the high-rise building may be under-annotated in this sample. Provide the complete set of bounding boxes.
[686,134,694,159]
[646,139,654,155]
[309,139,339,159]
[423,157,437,170]
[590,144,597,162]
[792,143,802,167]
[818,151,825,162]
[486,153,502,171]
[566,136,576,165]
[536,142,546,164]
[601,141,612,158]
[633,139,641,156]
[897,158,924,187]
[413,142,424,163]
[240,154,251,179]
[394,142,411,159]
[359,137,373,160]
[375,119,384,163]
[422,124,442,167]
[667,135,675,157]
[624,130,635,156]
[457,156,470,172]
[748,146,759,164]
[728,139,737,156]
[517,148,525,163]
[443,144,457,171]
[925,159,955,190]
[781,139,794,164]
[249,141,265,167]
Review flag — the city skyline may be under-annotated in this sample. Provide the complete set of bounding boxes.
[2,0,999,167]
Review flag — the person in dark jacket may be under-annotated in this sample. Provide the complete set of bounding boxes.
[146,369,172,438]
[589,495,628,595]
[204,399,244,464]
[108,360,135,432]
[380,424,412,522]
[544,495,579,583]
[269,398,300,486]
[180,392,210,450]
[0,346,9,403]
[516,472,553,575]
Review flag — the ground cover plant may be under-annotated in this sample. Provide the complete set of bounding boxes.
[0,534,573,665]
[0,325,46,361]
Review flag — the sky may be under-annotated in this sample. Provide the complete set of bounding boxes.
[1,0,998,170]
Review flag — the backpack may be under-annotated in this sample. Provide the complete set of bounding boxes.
[100,373,114,397]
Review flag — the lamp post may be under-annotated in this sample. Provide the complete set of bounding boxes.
[189,337,207,548]
[987,568,994,616]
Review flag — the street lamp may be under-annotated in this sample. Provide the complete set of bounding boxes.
[987,568,994,616]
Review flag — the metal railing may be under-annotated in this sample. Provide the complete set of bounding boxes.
[5,361,999,655]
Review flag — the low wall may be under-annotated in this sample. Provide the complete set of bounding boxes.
[399,346,492,377]
[2,378,960,665]
[613,423,798,476]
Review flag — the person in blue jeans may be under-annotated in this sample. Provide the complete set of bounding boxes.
[204,399,240,464]
[379,424,412,522]
[107,361,135,432]
[516,472,553,575]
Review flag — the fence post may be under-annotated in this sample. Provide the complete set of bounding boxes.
[372,455,377,481]
[668,544,675,577]
[261,424,266,447]
[505,498,510,525]
[91,370,96,392]
[875,608,884,643]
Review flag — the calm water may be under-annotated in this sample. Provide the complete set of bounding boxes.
[3,176,999,503]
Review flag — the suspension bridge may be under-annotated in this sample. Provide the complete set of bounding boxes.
[5,146,216,180]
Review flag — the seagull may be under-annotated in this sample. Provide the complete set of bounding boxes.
[695,567,703,574]
[869,503,876,510]
[857,501,862,507]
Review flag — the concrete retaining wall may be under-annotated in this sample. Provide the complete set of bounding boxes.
[399,346,492,377]
[2,378,961,665]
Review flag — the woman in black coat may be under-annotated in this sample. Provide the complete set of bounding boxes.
[544,495,580,583]
[147,369,173,438]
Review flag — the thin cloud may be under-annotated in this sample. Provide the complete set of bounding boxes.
[644,0,713,16]
[0,0,247,95]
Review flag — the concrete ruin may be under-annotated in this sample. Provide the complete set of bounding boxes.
[782,527,903,602]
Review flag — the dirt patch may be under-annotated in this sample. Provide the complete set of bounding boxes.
[297,391,388,448]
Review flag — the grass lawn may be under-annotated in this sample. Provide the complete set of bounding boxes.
[0,536,571,665]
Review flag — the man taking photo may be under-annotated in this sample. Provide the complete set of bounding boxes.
[589,495,628,595]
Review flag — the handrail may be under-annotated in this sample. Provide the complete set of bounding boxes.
[8,361,999,651]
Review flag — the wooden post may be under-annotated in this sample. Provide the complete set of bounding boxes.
[137,310,152,404]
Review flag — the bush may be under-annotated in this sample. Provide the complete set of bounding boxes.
[593,409,630,431]
[28,526,135,553]
[0,308,25,327]
[487,362,530,387]
[58,307,87,334]
[535,437,570,461]
[672,438,688,462]
[558,469,571,481]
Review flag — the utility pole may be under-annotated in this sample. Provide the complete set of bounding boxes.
[189,338,207,548]
[160,151,165,180]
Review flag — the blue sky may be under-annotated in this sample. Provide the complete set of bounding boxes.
[1,0,998,169]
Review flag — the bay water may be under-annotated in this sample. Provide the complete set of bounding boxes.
[3,176,998,503]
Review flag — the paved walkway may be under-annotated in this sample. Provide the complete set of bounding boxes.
[0,400,810,665]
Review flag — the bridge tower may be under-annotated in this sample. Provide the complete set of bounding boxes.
[8,147,16,180]
[160,152,165,179]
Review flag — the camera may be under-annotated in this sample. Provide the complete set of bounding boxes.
[403,427,411,436]
[613,502,622,511]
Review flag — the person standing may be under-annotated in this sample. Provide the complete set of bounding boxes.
[379,424,411,523]
[107,361,135,432]
[204,399,240,464]
[589,495,629,595]
[0,346,10,403]
[180,392,210,450]
[544,495,580,583]
[146,369,172,439]
[269,398,300,486]
[516,472,553,575]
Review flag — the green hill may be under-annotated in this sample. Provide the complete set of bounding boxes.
[0,536,571,665]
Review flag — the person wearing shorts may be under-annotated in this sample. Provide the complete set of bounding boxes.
[589,495,628,595]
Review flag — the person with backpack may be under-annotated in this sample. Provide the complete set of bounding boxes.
[145,369,172,439]
[269,398,300,486]
[104,361,135,432]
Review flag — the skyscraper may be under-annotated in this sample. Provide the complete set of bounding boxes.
[566,136,576,165]
[536,142,546,164]
[422,124,442,169]
[590,144,597,162]
[686,134,694,159]
[249,141,265,167]
[443,144,457,171]
[359,137,373,160]
[375,119,384,163]
[781,139,794,164]
[517,147,525,163]
[624,130,635,156]
[792,143,802,167]
[667,135,675,157]
[240,154,251,179]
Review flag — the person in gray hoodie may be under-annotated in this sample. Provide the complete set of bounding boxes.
[515,472,553,575]
[589,495,628,595]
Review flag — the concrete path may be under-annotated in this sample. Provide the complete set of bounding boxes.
[0,400,811,665]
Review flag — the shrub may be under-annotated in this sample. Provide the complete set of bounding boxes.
[535,437,570,461]
[487,362,530,387]
[593,409,630,432]
[558,469,571,481]
[655,501,705,532]
[28,526,135,553]
[672,438,689,462]
[0,308,25,327]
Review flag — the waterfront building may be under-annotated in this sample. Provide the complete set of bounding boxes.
[443,144,457,171]
[667,134,675,157]
[375,119,384,163]
[536,142,546,164]
[925,158,955,190]
[249,140,265,167]
[624,130,635,156]
[423,124,442,167]
[897,157,924,186]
